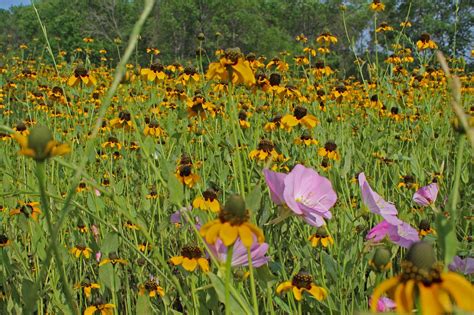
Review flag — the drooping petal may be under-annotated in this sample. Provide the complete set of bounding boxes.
[418,283,444,315]
[84,306,98,315]
[413,183,439,207]
[276,281,293,294]
[263,168,287,205]
[292,287,303,301]
[440,272,474,311]
[370,276,400,312]
[169,256,184,266]
[202,221,221,244]
[219,223,238,246]
[182,257,198,272]
[197,258,210,272]
[307,284,327,301]
[238,225,253,248]
[358,172,400,223]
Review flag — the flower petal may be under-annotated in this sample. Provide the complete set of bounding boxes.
[219,222,238,246]
[370,276,400,312]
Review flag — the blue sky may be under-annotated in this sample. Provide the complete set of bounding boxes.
[0,0,30,9]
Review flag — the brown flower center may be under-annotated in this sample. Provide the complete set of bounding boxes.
[179,165,192,177]
[150,63,164,72]
[324,141,337,152]
[292,272,312,289]
[257,139,274,153]
[294,106,308,120]
[202,189,217,201]
[181,245,203,259]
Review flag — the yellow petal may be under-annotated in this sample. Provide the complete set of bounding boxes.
[321,237,329,247]
[157,287,165,297]
[400,279,415,313]
[67,76,78,87]
[204,222,222,245]
[308,284,327,301]
[238,225,253,248]
[246,223,265,243]
[84,306,97,315]
[231,59,255,85]
[419,283,443,315]
[169,256,184,266]
[193,197,205,209]
[198,258,210,272]
[182,257,198,272]
[370,276,400,312]
[440,272,474,311]
[200,219,219,235]
[281,115,299,127]
[219,222,238,246]
[394,282,408,313]
[209,199,220,213]
[276,281,293,294]
[292,287,303,301]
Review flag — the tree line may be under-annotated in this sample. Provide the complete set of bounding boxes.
[0,0,472,74]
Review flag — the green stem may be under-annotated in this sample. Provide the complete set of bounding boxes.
[449,135,465,216]
[35,162,78,314]
[247,249,258,314]
[224,245,234,315]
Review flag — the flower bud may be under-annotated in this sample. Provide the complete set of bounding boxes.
[372,247,391,271]
[28,125,53,161]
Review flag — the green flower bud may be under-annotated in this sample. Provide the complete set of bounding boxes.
[372,247,391,270]
[28,125,53,161]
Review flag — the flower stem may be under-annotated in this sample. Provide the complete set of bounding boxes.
[35,162,78,314]
[224,245,234,315]
[247,248,258,314]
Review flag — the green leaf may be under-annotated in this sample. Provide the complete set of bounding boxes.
[99,263,121,290]
[136,293,151,315]
[22,280,37,313]
[341,147,352,177]
[168,172,183,206]
[101,232,119,254]
[207,272,251,314]
[246,185,261,213]
[435,215,458,265]
[273,296,291,314]
[255,265,277,287]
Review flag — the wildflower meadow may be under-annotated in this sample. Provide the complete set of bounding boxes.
[0,0,473,314]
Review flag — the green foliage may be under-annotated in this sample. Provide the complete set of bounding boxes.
[1,0,472,70]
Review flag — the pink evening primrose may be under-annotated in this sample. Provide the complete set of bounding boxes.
[207,236,270,267]
[358,172,401,225]
[412,182,439,206]
[264,164,337,227]
[366,219,419,248]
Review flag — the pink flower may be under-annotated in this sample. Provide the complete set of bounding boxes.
[95,251,102,262]
[367,219,419,248]
[207,237,269,267]
[358,173,400,225]
[263,169,286,205]
[170,206,201,229]
[449,256,474,275]
[91,224,100,241]
[94,189,101,196]
[264,164,337,227]
[413,182,438,206]
[369,296,396,312]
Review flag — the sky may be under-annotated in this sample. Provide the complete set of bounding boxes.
[0,0,30,9]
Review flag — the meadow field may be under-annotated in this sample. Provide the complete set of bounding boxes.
[0,0,473,314]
